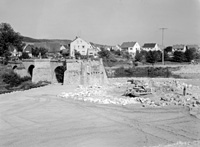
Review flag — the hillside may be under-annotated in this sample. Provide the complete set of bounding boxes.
[22,36,72,45]
[23,36,112,48]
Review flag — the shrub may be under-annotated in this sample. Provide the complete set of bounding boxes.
[146,51,161,65]
[20,52,30,59]
[114,66,173,78]
[173,51,186,62]
[185,48,196,62]
[2,71,31,88]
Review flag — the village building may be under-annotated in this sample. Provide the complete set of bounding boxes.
[60,44,70,55]
[142,43,161,51]
[33,42,61,57]
[70,37,99,57]
[112,45,122,51]
[88,44,101,58]
[172,44,187,52]
[121,42,140,55]
[8,45,20,57]
[23,44,34,57]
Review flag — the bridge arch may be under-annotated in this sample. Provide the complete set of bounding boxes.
[12,65,18,70]
[54,66,66,83]
[28,65,35,77]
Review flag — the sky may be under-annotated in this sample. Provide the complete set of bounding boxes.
[0,0,200,46]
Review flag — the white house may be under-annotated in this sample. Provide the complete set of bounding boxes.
[172,44,186,52]
[70,37,93,57]
[23,44,34,57]
[112,45,122,51]
[87,43,101,57]
[121,42,141,54]
[60,44,70,55]
[142,43,161,51]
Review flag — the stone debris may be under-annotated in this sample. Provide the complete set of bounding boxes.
[58,85,139,105]
[124,79,200,108]
[58,78,200,108]
[124,79,152,97]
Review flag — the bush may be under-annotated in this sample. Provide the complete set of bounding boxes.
[20,52,30,59]
[114,67,173,78]
[2,71,31,88]
[185,48,196,62]
[146,51,161,65]
[173,51,186,62]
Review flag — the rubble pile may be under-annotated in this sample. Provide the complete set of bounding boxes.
[124,79,152,97]
[58,85,139,105]
[124,79,200,108]
[58,78,200,108]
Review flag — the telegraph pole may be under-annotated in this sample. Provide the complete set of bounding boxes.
[160,28,167,65]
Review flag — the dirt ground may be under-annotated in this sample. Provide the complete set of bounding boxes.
[0,78,200,147]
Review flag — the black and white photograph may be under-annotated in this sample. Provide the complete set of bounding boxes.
[0,0,200,146]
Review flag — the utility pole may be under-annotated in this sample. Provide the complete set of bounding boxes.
[160,28,167,65]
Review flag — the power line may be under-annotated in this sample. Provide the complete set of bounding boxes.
[160,28,168,65]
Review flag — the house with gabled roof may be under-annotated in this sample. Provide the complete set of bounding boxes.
[142,43,161,51]
[70,37,93,57]
[121,41,140,55]
[60,44,70,55]
[8,45,19,57]
[33,42,61,56]
[88,43,101,58]
[112,45,122,51]
[172,44,186,52]
[23,44,35,57]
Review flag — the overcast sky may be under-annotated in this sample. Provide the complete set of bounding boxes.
[0,0,199,46]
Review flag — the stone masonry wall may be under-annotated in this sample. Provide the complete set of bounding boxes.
[64,59,108,86]
[32,59,52,83]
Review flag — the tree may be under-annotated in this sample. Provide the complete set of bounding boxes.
[98,48,111,59]
[164,50,170,61]
[111,49,122,56]
[173,51,185,62]
[19,52,30,59]
[184,48,196,62]
[146,51,161,65]
[135,50,142,62]
[32,47,48,58]
[164,46,173,53]
[0,23,24,59]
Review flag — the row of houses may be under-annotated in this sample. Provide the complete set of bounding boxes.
[10,36,200,59]
[112,42,199,55]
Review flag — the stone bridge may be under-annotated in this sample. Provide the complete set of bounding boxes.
[9,59,64,83]
[9,59,108,85]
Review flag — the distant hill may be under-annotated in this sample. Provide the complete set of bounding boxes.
[22,36,72,45]
[23,36,112,48]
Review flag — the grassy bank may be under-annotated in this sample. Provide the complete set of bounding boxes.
[0,64,50,94]
[107,66,181,78]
